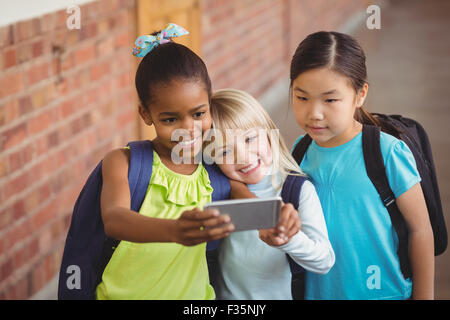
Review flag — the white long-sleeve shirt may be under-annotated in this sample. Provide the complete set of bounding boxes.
[214,171,335,300]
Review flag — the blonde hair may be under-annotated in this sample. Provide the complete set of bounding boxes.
[209,88,306,191]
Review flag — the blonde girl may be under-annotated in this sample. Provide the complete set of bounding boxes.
[206,88,335,300]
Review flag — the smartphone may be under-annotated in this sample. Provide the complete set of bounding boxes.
[203,197,282,232]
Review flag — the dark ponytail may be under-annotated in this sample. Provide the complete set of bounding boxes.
[135,37,211,110]
[354,107,380,127]
[290,31,392,133]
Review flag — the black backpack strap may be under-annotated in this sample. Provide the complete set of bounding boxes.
[281,174,304,209]
[292,135,313,165]
[362,125,411,279]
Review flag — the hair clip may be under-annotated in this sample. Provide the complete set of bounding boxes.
[132,23,189,57]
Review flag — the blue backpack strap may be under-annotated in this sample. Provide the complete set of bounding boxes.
[202,162,231,291]
[281,174,306,210]
[203,162,231,201]
[281,174,307,274]
[281,173,308,300]
[95,140,154,287]
[127,140,154,211]
[203,162,231,251]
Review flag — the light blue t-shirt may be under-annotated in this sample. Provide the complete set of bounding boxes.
[292,131,421,300]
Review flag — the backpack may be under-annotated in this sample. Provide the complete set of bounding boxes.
[206,174,308,300]
[58,140,230,300]
[281,174,308,300]
[291,115,447,279]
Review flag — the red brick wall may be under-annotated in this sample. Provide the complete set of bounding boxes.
[0,0,137,298]
[202,0,367,98]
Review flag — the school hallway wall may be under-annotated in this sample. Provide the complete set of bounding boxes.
[356,0,450,299]
[0,0,139,299]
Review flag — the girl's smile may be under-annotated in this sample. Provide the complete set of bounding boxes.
[237,159,261,175]
[178,135,201,148]
[171,125,204,155]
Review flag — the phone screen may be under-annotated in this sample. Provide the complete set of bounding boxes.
[204,197,282,231]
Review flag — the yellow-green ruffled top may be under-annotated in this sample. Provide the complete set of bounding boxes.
[96,150,215,300]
